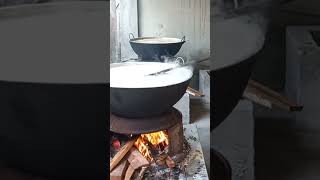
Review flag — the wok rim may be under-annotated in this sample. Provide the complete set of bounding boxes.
[110,62,193,89]
[129,37,185,45]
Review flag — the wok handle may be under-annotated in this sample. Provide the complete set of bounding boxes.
[129,33,135,40]
[181,36,186,42]
[174,57,185,65]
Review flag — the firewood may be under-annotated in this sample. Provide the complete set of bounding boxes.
[156,153,167,165]
[137,167,148,180]
[124,164,135,180]
[110,137,138,172]
[165,156,175,168]
[186,87,204,97]
[128,148,149,170]
[110,159,129,180]
[243,79,303,112]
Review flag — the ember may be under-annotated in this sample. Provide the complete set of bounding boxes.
[134,131,169,161]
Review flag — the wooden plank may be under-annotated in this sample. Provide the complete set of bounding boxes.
[110,159,129,180]
[110,137,137,172]
[124,164,135,180]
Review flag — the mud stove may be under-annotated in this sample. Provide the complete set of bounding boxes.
[110,107,208,180]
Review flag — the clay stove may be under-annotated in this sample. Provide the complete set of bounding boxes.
[111,108,184,155]
[110,108,188,180]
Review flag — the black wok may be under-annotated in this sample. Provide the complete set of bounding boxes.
[110,62,192,118]
[0,1,108,180]
[211,56,256,131]
[129,34,186,61]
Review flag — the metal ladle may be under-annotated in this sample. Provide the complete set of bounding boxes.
[145,57,210,76]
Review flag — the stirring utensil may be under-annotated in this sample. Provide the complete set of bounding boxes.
[145,58,210,76]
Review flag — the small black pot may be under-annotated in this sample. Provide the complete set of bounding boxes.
[129,34,186,61]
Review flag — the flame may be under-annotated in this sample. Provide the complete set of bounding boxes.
[134,137,153,161]
[134,131,169,161]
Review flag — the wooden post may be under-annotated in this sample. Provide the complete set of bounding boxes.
[167,121,184,156]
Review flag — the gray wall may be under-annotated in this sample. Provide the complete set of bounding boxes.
[138,0,210,63]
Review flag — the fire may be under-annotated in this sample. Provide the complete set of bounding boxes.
[134,137,153,161]
[134,131,169,161]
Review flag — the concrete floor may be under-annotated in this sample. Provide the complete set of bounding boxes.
[189,97,211,172]
[255,115,320,180]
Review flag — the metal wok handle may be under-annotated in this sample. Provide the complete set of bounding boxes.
[181,36,186,42]
[129,33,135,40]
[174,57,185,65]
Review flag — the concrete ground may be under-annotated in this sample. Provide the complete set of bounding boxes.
[189,97,211,172]
[255,111,320,180]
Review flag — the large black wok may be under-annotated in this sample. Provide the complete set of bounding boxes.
[129,34,186,61]
[110,62,192,118]
[0,1,108,179]
[211,57,256,131]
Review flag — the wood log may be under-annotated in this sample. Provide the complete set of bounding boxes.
[110,159,129,180]
[137,167,148,180]
[124,164,135,180]
[186,87,205,97]
[128,148,149,170]
[243,79,303,112]
[165,156,175,168]
[110,137,138,172]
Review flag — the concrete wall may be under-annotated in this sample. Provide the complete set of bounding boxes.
[138,0,210,62]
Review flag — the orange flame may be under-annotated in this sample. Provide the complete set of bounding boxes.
[134,131,169,161]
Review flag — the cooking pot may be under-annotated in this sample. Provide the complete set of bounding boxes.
[211,57,256,130]
[110,62,193,118]
[129,33,186,61]
[210,0,277,130]
[0,1,108,179]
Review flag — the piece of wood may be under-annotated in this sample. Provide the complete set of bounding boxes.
[110,137,138,172]
[137,167,148,180]
[124,164,135,180]
[186,87,205,97]
[243,79,303,112]
[168,121,184,155]
[165,156,176,168]
[127,148,149,170]
[110,159,129,180]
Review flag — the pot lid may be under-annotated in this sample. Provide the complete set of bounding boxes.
[0,1,109,84]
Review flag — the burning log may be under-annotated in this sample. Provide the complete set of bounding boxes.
[110,137,138,172]
[110,159,129,180]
